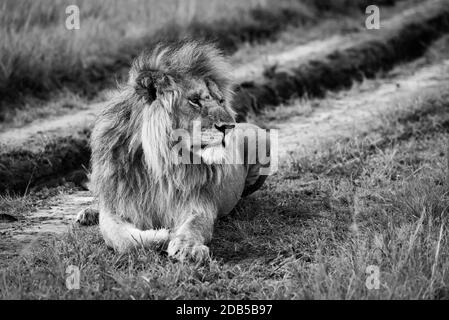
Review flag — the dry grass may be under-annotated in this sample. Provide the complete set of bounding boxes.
[0,0,366,119]
[0,195,33,220]
[0,0,263,101]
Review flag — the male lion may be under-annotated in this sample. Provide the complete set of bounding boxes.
[77,40,271,262]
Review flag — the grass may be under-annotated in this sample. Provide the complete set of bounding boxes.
[1,90,448,299]
[0,0,367,121]
[0,195,33,220]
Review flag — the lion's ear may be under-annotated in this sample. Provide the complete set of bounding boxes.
[135,71,158,101]
[135,71,174,102]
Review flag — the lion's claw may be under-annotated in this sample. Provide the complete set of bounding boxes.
[167,237,210,263]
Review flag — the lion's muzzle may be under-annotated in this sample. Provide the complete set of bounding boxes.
[200,124,235,148]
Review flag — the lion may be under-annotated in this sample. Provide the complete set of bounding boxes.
[76,40,271,262]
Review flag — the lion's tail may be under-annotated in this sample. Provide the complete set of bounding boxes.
[99,208,170,253]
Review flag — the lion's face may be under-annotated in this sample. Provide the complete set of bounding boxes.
[132,41,236,166]
[171,77,235,163]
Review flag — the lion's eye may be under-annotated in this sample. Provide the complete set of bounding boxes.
[188,99,201,108]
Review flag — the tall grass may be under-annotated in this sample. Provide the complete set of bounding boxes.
[0,0,363,115]
[0,0,281,105]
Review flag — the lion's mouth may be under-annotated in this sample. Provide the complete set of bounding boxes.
[171,124,235,150]
[200,124,235,149]
[200,130,223,148]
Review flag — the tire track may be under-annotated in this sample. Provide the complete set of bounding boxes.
[273,62,449,160]
[232,0,449,119]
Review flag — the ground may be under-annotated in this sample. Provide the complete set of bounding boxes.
[0,0,448,299]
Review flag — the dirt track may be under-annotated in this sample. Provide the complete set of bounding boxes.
[233,0,449,118]
[275,62,449,158]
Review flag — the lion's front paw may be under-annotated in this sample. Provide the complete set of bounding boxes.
[75,208,99,226]
[167,237,210,263]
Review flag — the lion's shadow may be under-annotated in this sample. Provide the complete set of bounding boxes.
[209,186,326,264]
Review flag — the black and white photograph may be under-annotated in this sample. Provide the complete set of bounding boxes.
[1,0,449,303]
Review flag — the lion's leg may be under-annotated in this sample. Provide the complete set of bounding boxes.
[167,203,216,262]
[99,206,170,253]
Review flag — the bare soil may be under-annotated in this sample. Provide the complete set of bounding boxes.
[274,62,449,159]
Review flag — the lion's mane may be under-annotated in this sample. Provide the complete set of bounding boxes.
[90,40,236,231]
